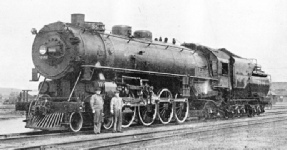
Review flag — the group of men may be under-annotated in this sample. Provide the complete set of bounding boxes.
[90,88,123,134]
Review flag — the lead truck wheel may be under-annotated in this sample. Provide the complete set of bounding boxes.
[103,116,114,129]
[69,112,83,132]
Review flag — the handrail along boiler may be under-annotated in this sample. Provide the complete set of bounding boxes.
[16,14,270,132]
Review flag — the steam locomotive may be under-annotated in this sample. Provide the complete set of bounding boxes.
[16,14,270,132]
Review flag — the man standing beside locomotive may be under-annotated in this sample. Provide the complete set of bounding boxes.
[90,87,104,134]
[110,90,124,133]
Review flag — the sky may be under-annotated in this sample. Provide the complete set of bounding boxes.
[0,0,286,89]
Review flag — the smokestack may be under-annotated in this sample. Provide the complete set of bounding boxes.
[71,14,85,26]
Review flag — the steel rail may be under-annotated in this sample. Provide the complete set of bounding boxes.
[1,109,287,142]
[6,113,287,150]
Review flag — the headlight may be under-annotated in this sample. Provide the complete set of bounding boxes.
[39,45,47,55]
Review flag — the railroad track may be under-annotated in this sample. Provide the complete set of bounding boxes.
[14,113,287,150]
[1,107,287,143]
[0,130,83,141]
[1,112,287,150]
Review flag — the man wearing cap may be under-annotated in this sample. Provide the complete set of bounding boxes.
[90,88,104,134]
[110,90,123,133]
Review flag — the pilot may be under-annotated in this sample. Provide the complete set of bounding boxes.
[110,90,123,133]
[90,87,104,134]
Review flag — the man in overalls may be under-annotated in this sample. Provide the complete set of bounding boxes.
[110,90,123,133]
[90,87,104,134]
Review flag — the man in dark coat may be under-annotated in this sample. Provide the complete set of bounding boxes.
[90,87,104,134]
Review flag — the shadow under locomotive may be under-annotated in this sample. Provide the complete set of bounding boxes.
[16,14,271,132]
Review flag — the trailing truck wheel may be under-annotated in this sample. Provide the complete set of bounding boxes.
[173,96,189,124]
[69,112,83,132]
[103,116,114,130]
[203,107,211,119]
[246,105,254,117]
[138,104,157,126]
[157,89,173,124]
[122,106,136,128]
[202,102,218,120]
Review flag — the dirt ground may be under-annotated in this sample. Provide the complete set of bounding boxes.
[1,103,287,149]
[135,117,287,150]
[0,104,24,120]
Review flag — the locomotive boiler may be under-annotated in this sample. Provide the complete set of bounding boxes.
[16,14,270,132]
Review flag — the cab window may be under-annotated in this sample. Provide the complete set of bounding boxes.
[222,63,229,75]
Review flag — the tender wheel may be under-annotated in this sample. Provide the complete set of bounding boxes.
[227,110,235,119]
[203,107,211,119]
[173,95,189,123]
[246,105,254,117]
[234,106,241,117]
[157,89,173,124]
[122,106,136,128]
[239,106,246,115]
[103,115,114,130]
[261,105,265,113]
[138,104,157,126]
[69,112,83,132]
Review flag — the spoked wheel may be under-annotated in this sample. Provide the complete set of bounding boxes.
[234,106,241,117]
[103,115,114,129]
[122,106,136,128]
[138,104,157,126]
[203,106,211,120]
[261,105,266,113]
[157,89,173,124]
[239,106,246,115]
[226,110,235,119]
[246,105,254,117]
[173,95,189,124]
[69,112,83,132]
